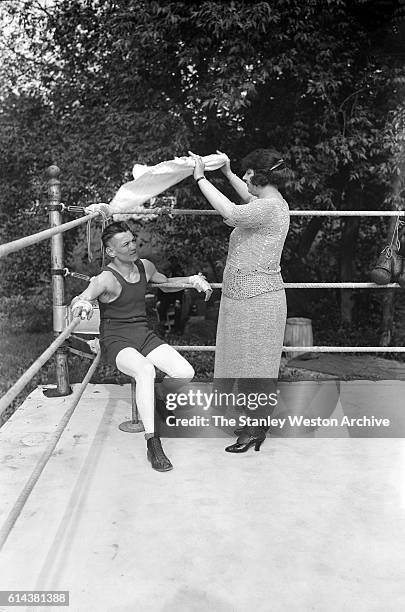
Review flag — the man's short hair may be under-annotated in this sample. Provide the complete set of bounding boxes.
[101,221,132,249]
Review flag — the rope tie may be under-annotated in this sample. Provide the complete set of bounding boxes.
[380,245,395,258]
[381,216,402,256]
[63,268,91,282]
[86,217,93,262]
[83,205,110,263]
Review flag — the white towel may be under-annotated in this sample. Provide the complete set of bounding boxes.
[109,153,227,214]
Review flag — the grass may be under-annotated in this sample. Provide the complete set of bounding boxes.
[0,315,332,429]
[4,302,397,428]
[0,328,54,425]
[0,312,218,427]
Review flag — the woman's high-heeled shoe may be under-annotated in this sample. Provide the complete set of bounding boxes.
[225,432,266,453]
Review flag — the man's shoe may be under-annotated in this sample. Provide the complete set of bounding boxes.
[146,436,173,472]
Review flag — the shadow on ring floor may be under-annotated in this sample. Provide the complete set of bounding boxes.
[1,383,405,612]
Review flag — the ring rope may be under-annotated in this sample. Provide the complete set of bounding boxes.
[62,269,402,289]
[64,205,405,217]
[0,319,81,419]
[0,350,101,552]
[4,170,403,549]
[172,346,405,352]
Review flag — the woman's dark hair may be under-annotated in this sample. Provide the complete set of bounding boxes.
[101,221,133,249]
[241,148,291,188]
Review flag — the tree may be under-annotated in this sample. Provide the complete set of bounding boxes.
[0,0,404,340]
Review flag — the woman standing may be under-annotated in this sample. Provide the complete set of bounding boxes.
[188,149,290,453]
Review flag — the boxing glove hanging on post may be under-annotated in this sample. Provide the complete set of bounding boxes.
[369,217,405,287]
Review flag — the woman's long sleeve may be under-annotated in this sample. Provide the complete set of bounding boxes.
[225,198,279,228]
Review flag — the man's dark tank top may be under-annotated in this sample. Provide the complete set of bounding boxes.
[99,259,147,323]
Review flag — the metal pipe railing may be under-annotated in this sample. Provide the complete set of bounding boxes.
[289,210,405,216]
[282,283,401,289]
[154,282,402,290]
[0,349,101,552]
[172,345,405,352]
[65,271,402,290]
[83,207,405,217]
[0,318,80,420]
[1,209,402,260]
[0,211,99,259]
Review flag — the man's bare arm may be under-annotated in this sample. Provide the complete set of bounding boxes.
[143,260,212,301]
[71,272,110,318]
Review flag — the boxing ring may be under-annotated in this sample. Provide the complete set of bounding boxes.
[1,166,405,611]
[2,166,405,403]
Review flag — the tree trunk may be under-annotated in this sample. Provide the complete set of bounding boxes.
[284,217,325,317]
[298,217,324,259]
[207,253,219,282]
[340,216,361,325]
[380,288,395,346]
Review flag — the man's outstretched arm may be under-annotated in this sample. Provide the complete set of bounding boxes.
[143,259,212,301]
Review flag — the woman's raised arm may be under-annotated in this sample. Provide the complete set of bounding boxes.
[216,149,251,204]
[188,151,239,220]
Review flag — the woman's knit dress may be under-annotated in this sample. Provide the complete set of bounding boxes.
[214,194,290,378]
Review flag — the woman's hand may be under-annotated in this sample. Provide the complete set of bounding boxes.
[216,149,232,178]
[188,151,205,180]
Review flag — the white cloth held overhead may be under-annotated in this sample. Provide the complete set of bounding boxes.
[109,153,227,214]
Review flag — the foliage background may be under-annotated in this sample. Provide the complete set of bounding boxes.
[0,0,404,420]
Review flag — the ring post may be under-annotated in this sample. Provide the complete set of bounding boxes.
[119,380,144,432]
[46,165,72,397]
